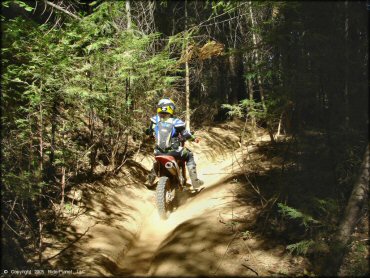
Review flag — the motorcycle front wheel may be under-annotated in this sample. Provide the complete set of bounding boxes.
[156,176,175,219]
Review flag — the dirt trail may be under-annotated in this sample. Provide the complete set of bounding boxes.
[115,129,299,276]
[117,143,246,275]
[45,122,307,276]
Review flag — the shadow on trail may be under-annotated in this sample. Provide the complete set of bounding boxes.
[109,214,235,276]
[110,171,299,276]
[107,177,239,276]
[149,215,231,276]
[47,131,315,276]
[141,138,314,276]
[47,161,155,275]
[208,136,337,274]
[147,194,300,277]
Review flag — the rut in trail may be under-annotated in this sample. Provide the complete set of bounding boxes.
[117,145,248,276]
[45,122,309,276]
[116,130,304,277]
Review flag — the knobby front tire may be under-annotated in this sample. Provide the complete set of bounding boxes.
[156,176,171,220]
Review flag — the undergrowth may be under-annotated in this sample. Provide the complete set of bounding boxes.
[238,131,368,275]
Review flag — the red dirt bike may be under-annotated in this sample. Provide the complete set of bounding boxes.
[154,153,190,219]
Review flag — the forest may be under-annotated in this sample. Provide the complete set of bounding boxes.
[1,0,368,276]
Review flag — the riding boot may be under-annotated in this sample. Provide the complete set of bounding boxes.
[186,162,204,189]
[147,161,158,187]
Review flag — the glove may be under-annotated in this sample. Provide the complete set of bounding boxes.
[145,128,152,135]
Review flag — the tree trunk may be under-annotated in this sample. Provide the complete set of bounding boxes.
[89,107,97,175]
[38,99,44,266]
[39,103,44,175]
[185,0,191,131]
[248,1,266,111]
[48,100,58,181]
[125,0,133,112]
[276,112,283,137]
[60,119,66,210]
[343,0,350,128]
[239,14,256,139]
[324,145,369,275]
[228,53,238,105]
[236,51,247,102]
[29,133,33,171]
[38,220,43,266]
[126,0,132,30]
[248,2,275,143]
[60,166,66,208]
[245,54,256,139]
[50,101,57,166]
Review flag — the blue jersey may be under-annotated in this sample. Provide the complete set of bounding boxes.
[148,115,194,141]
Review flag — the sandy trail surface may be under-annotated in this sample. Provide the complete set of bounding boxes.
[117,142,247,276]
[45,124,306,276]
[115,132,299,276]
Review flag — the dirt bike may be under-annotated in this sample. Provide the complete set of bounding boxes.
[154,152,190,220]
[153,133,203,219]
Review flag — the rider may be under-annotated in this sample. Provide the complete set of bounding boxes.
[145,97,204,189]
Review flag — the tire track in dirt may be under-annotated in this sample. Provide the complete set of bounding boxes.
[46,124,308,276]
[115,137,265,276]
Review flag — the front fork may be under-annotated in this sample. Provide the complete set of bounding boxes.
[180,162,186,188]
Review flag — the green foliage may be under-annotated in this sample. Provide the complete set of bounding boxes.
[1,2,182,265]
[221,103,244,118]
[210,1,237,15]
[2,0,181,181]
[342,241,369,276]
[286,240,314,255]
[222,98,265,120]
[2,172,37,199]
[64,203,73,213]
[278,203,319,228]
[312,198,338,216]
[240,230,252,240]
[88,1,99,7]
[2,0,34,11]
